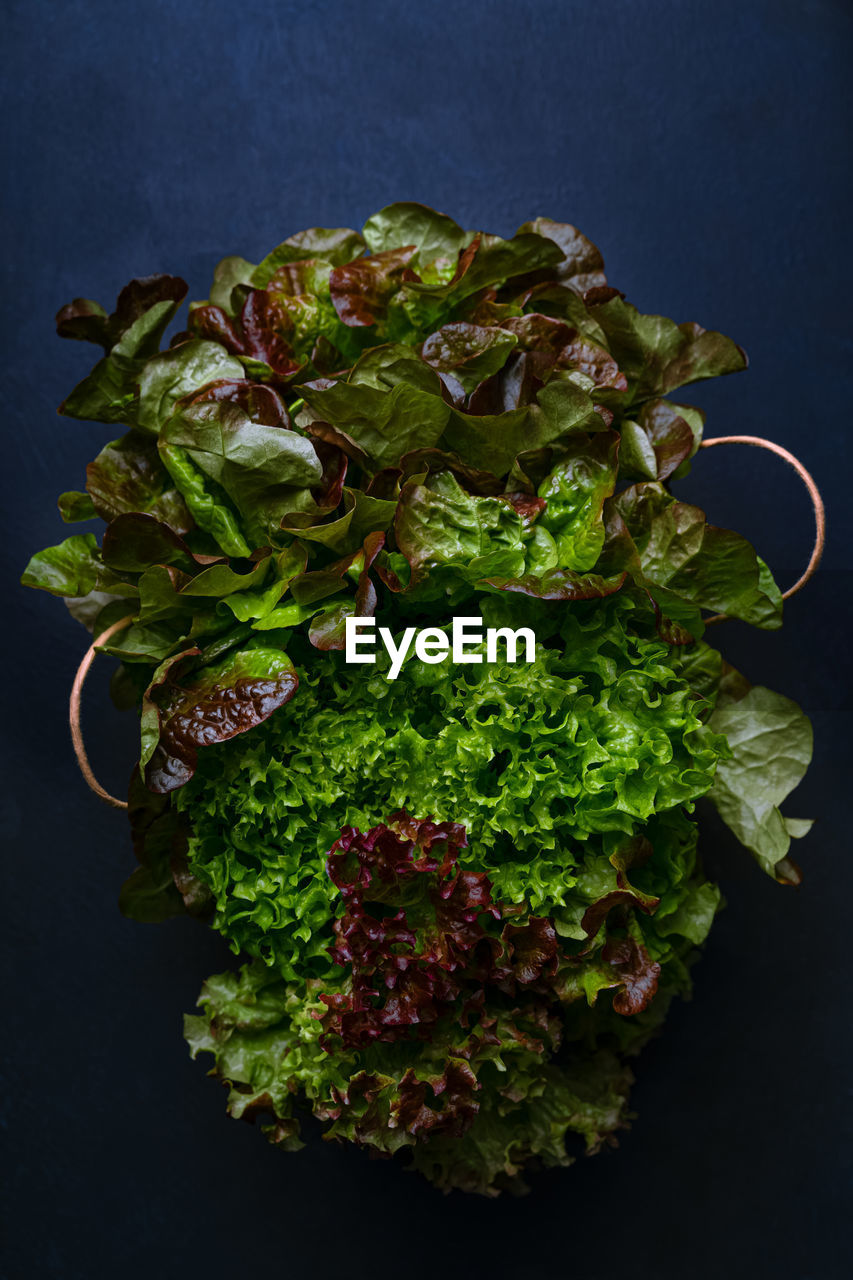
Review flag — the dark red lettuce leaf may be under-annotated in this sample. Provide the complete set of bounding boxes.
[466,349,545,416]
[634,399,696,480]
[318,813,661,1060]
[579,890,658,943]
[189,293,304,379]
[142,646,298,793]
[87,430,193,533]
[515,218,607,291]
[110,276,188,348]
[320,814,496,1048]
[498,492,547,526]
[501,917,560,984]
[498,314,626,395]
[481,567,626,601]
[57,274,188,355]
[120,771,211,921]
[603,936,661,1015]
[55,297,110,347]
[330,246,417,327]
[420,323,518,391]
[101,512,196,573]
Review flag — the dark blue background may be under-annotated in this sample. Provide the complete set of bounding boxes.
[3,1,851,1277]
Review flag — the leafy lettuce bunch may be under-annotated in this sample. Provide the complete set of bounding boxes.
[23,204,814,1194]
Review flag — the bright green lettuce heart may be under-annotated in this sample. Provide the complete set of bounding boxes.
[538,431,619,570]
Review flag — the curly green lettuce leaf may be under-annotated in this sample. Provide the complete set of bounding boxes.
[176,598,727,977]
[185,918,649,1196]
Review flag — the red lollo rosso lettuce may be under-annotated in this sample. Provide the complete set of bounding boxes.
[187,813,666,1193]
[22,204,815,1192]
[319,814,663,1048]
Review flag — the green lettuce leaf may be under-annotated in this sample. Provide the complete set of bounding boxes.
[160,393,323,545]
[300,379,450,471]
[86,430,193,532]
[251,226,366,288]
[176,598,726,977]
[618,399,702,482]
[421,322,518,392]
[21,532,135,599]
[136,340,245,434]
[585,290,747,404]
[538,431,619,570]
[57,490,97,522]
[708,684,813,881]
[58,275,189,423]
[362,202,468,278]
[615,483,783,630]
[394,470,530,586]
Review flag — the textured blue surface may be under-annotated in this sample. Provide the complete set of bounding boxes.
[2,1,851,1276]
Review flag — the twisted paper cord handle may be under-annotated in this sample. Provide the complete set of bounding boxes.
[69,614,135,810]
[68,436,825,808]
[699,435,825,625]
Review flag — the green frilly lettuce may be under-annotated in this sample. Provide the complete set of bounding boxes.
[176,597,725,978]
